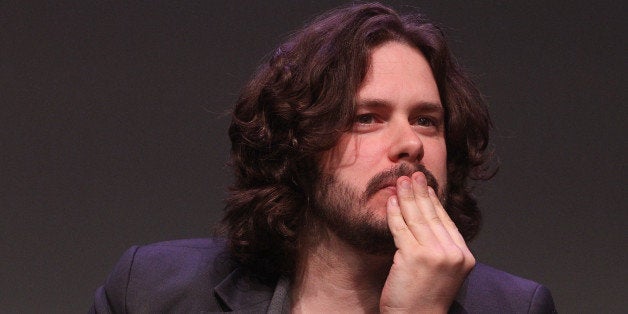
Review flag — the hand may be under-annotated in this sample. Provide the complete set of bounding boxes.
[380,172,475,313]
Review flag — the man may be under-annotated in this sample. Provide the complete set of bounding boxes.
[91,3,556,313]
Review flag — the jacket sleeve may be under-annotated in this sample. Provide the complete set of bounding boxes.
[528,284,557,314]
[89,245,140,314]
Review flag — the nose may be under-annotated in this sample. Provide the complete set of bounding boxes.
[388,120,423,163]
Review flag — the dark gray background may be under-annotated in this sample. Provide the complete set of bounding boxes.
[2,1,626,312]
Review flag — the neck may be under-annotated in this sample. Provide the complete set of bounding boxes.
[291,228,393,314]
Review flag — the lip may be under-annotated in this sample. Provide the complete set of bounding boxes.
[364,185,397,202]
[365,179,400,200]
[381,184,397,194]
[382,180,397,189]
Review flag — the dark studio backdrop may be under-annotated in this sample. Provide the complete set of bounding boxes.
[2,1,626,312]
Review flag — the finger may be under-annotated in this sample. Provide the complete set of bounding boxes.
[409,172,455,245]
[395,175,438,246]
[386,195,417,249]
[410,172,440,222]
[427,186,468,249]
[428,187,475,265]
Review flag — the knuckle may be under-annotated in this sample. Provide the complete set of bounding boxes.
[449,249,465,265]
[424,249,448,266]
[397,191,415,201]
[414,187,429,198]
[406,220,428,230]
[445,220,458,230]
[466,254,477,269]
[434,246,466,268]
[392,225,409,233]
[429,215,442,224]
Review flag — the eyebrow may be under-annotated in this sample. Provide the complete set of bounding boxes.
[357,98,444,113]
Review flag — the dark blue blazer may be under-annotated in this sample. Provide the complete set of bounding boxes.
[90,238,556,313]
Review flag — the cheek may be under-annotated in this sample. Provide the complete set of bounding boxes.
[322,137,387,184]
[336,138,386,170]
[429,141,448,186]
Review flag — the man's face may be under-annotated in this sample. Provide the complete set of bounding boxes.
[314,41,447,253]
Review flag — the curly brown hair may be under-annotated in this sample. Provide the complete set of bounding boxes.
[221,2,494,281]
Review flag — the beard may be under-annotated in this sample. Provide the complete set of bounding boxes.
[311,163,444,256]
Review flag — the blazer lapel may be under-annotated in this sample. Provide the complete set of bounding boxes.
[214,267,289,313]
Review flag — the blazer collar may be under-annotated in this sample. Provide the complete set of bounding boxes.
[214,267,290,313]
[214,266,471,313]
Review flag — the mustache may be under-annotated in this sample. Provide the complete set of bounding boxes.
[363,163,439,200]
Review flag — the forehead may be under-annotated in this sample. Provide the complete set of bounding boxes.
[356,41,441,108]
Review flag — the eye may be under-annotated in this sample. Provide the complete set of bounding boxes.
[414,116,436,127]
[355,114,375,124]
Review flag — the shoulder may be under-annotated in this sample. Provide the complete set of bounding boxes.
[122,238,233,287]
[454,263,557,313]
[122,238,230,271]
[91,238,233,313]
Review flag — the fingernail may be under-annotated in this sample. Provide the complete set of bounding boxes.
[389,196,398,207]
[414,172,425,184]
[427,186,435,196]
